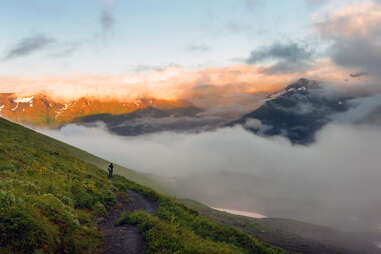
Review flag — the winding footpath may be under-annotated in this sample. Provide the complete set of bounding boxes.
[99,190,158,254]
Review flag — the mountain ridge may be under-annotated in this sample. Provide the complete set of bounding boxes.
[0,93,198,128]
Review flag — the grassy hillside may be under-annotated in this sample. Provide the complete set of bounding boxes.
[0,117,286,254]
[0,118,116,253]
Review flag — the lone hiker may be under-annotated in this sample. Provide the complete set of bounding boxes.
[108,163,114,178]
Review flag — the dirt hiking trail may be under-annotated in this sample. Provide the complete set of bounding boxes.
[99,190,157,254]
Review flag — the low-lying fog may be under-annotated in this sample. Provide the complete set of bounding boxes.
[41,122,381,232]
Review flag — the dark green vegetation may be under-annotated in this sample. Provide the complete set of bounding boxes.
[181,199,381,254]
[0,117,286,254]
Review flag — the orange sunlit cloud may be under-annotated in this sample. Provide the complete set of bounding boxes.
[1,63,353,95]
[315,2,381,39]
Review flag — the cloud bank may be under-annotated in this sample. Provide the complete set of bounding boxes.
[40,122,381,231]
[247,42,313,64]
[0,61,360,114]
[246,42,315,74]
[240,1,381,82]
[315,1,381,78]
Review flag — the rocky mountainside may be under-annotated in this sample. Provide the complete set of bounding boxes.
[0,93,199,128]
[230,79,352,144]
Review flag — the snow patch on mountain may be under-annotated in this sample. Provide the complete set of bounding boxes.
[55,104,72,118]
[11,104,18,111]
[212,207,267,219]
[14,96,34,103]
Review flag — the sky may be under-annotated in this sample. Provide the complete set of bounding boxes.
[0,0,316,75]
[0,0,380,99]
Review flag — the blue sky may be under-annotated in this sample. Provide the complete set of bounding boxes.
[0,0,326,76]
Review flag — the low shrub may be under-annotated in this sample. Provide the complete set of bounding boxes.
[0,205,60,253]
[116,211,240,254]
[93,202,107,217]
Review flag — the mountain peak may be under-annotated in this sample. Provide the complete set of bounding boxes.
[230,78,350,144]
[284,78,320,93]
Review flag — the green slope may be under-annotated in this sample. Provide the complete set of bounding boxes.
[181,199,381,254]
[0,117,286,254]
[0,118,116,253]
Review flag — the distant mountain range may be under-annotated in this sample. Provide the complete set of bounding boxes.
[76,106,224,136]
[229,79,353,144]
[2,78,380,141]
[0,93,204,130]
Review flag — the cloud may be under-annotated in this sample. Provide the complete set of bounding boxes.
[265,60,313,74]
[316,2,381,78]
[330,39,381,77]
[246,42,314,73]
[244,118,271,134]
[247,42,313,64]
[244,0,263,10]
[101,9,115,32]
[304,0,329,7]
[50,42,82,58]
[0,65,295,111]
[4,35,55,60]
[333,94,381,123]
[100,0,116,33]
[128,63,183,73]
[40,122,381,231]
[102,0,115,5]
[187,44,211,52]
[225,22,254,33]
[350,72,368,78]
